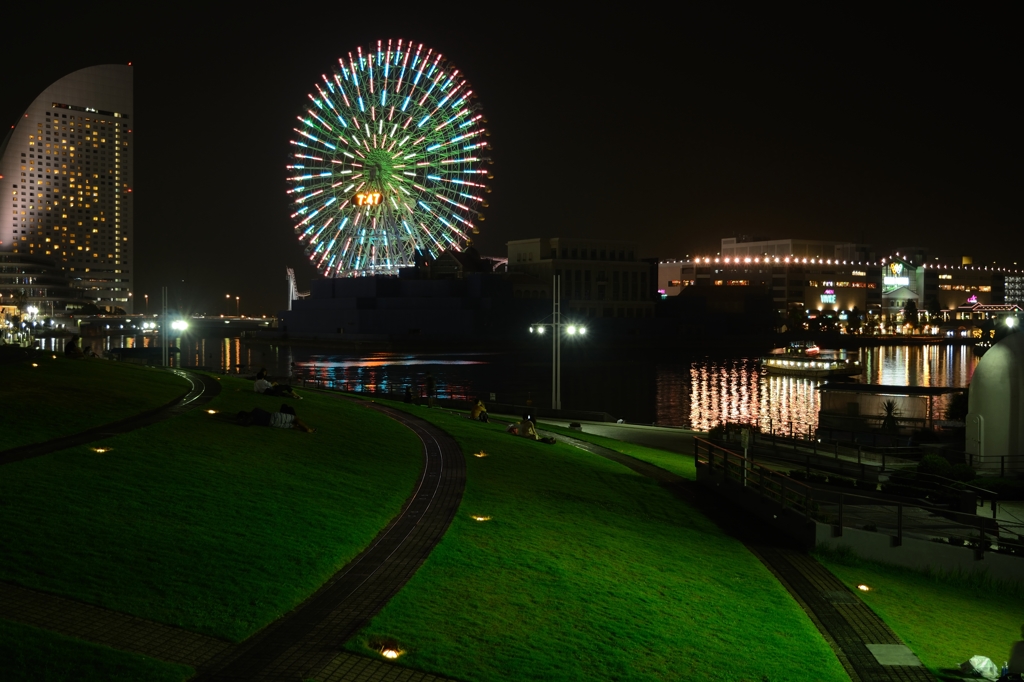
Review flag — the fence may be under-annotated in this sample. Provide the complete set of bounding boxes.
[694,438,1023,553]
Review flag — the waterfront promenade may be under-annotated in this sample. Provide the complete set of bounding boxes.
[3,359,1019,681]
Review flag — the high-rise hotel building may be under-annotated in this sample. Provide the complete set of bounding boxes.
[0,64,133,312]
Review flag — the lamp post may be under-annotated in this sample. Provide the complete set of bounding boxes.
[529,275,586,411]
[225,294,231,316]
[144,294,148,314]
[236,295,240,317]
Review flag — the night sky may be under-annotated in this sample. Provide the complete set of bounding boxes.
[2,10,1018,314]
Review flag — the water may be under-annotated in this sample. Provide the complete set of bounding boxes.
[56,334,979,430]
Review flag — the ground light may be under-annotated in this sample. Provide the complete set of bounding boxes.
[471,515,492,522]
[473,451,487,458]
[31,363,38,367]
[858,584,871,591]
[206,409,218,415]
[381,648,401,659]
[91,447,112,454]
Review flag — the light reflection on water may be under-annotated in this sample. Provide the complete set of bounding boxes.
[50,334,980,430]
[657,344,978,431]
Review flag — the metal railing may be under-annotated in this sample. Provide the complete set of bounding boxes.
[694,437,1023,554]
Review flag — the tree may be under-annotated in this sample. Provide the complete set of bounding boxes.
[848,306,863,333]
[903,300,919,329]
[880,399,901,436]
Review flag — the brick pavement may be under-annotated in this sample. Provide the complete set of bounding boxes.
[1,388,463,681]
[191,401,465,681]
[0,581,230,668]
[0,369,220,466]
[546,430,938,682]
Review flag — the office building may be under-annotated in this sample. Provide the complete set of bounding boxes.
[0,64,133,313]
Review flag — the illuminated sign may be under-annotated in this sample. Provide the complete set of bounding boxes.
[967,295,978,303]
[883,261,910,291]
[853,270,867,277]
[820,289,836,304]
[353,191,383,206]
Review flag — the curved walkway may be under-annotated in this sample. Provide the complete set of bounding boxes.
[546,429,936,682]
[1,396,465,681]
[192,400,465,681]
[0,368,220,466]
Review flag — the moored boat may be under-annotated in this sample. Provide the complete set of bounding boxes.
[761,341,861,378]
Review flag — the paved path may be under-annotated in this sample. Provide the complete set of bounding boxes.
[192,401,465,681]
[544,430,937,682]
[0,369,220,466]
[1,386,463,681]
[0,581,231,667]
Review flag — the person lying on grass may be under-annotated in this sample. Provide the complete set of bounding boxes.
[253,368,302,399]
[235,406,315,433]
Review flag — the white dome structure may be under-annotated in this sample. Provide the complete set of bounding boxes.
[966,330,1024,470]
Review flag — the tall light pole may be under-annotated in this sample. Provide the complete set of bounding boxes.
[236,295,240,317]
[144,294,148,314]
[552,274,561,410]
[529,275,586,412]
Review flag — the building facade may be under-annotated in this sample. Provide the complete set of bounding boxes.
[506,237,655,319]
[0,64,133,313]
[660,246,1022,331]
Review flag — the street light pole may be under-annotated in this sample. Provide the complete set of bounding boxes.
[552,274,561,411]
[236,295,240,317]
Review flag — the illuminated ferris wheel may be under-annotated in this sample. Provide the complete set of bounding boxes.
[286,39,492,278]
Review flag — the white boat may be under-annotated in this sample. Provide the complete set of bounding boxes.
[761,341,861,378]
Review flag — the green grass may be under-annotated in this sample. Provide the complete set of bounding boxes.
[0,355,190,449]
[0,618,192,682]
[536,421,697,480]
[815,546,1024,677]
[345,402,849,682]
[0,376,424,642]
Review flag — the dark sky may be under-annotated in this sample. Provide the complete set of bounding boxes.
[2,9,1019,314]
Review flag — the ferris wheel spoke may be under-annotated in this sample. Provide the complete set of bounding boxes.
[288,40,490,277]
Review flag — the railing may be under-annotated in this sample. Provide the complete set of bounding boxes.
[714,421,919,472]
[694,437,817,518]
[694,437,1023,555]
[965,453,1024,477]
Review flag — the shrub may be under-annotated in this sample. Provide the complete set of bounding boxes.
[807,472,828,485]
[948,463,976,482]
[708,424,727,440]
[828,476,857,488]
[788,470,808,481]
[854,479,877,491]
[918,453,952,477]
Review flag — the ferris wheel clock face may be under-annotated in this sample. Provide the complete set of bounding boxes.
[287,39,491,278]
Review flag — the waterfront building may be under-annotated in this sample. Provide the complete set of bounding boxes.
[0,65,133,313]
[660,239,1023,331]
[720,237,870,262]
[506,237,656,320]
[0,253,94,325]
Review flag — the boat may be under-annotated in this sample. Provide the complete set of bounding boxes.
[760,341,861,378]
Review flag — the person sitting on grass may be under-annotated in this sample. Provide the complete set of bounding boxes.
[470,399,488,422]
[253,368,302,399]
[64,334,85,359]
[235,407,315,433]
[515,414,556,444]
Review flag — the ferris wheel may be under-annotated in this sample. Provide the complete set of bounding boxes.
[287,39,492,278]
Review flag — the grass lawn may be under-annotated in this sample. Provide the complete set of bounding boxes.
[0,376,424,642]
[0,618,192,682]
[815,547,1024,678]
[535,421,697,481]
[2,355,190,450]
[345,402,850,682]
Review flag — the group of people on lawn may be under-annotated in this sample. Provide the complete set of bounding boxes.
[235,368,315,432]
